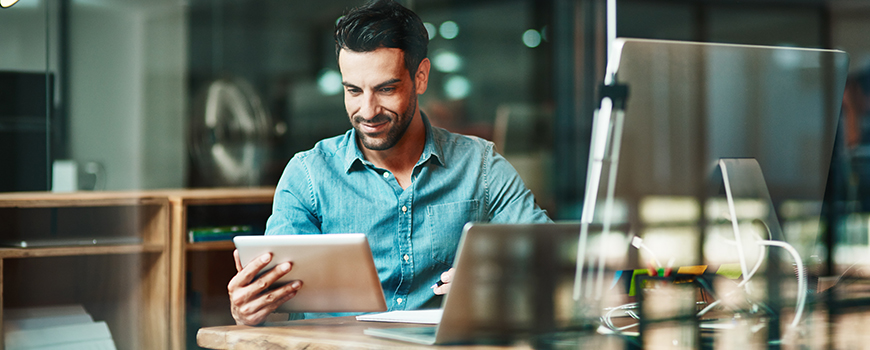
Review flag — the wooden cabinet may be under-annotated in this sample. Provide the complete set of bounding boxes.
[0,188,274,350]
[0,192,171,349]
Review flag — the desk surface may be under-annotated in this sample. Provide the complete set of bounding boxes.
[197,316,563,349]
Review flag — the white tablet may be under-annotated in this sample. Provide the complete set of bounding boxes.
[233,234,387,313]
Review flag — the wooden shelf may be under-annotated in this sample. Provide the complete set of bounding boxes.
[0,243,165,259]
[0,191,167,208]
[161,187,275,205]
[0,191,172,350]
[0,188,273,350]
[185,240,235,251]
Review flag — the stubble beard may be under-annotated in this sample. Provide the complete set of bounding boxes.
[353,92,417,151]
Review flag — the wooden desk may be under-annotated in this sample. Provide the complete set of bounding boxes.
[196,316,538,349]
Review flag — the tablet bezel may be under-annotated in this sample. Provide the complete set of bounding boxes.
[233,234,387,313]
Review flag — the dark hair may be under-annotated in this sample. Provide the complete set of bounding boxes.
[335,0,429,79]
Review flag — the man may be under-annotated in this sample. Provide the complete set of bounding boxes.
[228,0,551,326]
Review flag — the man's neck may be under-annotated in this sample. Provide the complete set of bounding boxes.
[360,112,426,189]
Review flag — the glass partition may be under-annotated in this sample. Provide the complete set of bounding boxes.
[0,0,52,192]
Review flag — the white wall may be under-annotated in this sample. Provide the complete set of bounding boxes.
[68,1,187,190]
[0,1,48,72]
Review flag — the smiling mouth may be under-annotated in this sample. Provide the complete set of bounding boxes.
[359,120,389,134]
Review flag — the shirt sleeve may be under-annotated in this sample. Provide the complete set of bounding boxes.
[265,154,322,235]
[483,143,553,224]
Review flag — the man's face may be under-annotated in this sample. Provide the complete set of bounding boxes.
[339,47,425,151]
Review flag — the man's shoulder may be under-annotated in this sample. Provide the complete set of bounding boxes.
[293,131,353,162]
[430,125,492,152]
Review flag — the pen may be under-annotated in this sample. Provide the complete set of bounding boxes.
[430,279,444,289]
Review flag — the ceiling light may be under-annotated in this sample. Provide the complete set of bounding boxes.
[444,75,471,100]
[317,69,343,96]
[439,21,459,40]
[522,29,542,48]
[432,50,462,73]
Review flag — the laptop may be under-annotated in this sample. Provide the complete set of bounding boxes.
[363,222,583,345]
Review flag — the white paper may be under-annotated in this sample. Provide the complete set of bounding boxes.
[355,309,443,324]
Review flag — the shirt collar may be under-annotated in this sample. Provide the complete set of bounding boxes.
[342,112,444,173]
[418,112,444,168]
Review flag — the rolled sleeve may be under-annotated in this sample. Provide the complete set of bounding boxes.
[484,143,552,224]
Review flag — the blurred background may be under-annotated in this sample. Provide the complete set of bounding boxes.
[5,0,870,347]
[5,0,870,276]
[5,0,870,247]
[3,0,868,213]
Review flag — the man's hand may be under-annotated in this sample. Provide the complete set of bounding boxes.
[432,268,454,295]
[228,249,303,326]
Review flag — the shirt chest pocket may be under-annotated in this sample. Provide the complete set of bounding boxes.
[427,199,480,267]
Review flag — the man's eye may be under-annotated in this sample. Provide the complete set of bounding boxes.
[380,87,395,93]
[347,88,361,94]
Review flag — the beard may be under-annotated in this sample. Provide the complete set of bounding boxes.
[352,92,417,151]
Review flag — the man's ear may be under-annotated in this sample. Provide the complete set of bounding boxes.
[414,58,430,95]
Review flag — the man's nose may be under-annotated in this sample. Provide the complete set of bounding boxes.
[358,93,380,120]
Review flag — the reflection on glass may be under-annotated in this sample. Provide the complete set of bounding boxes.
[705,198,768,223]
[641,227,700,267]
[640,281,698,349]
[589,198,628,225]
[189,77,273,187]
[704,222,767,266]
[833,213,870,265]
[640,196,700,224]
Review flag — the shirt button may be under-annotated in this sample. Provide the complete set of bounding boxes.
[397,298,403,304]
[401,205,407,213]
[403,254,410,261]
[383,172,390,179]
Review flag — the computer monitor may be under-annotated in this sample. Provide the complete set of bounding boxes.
[584,38,848,266]
[578,38,849,342]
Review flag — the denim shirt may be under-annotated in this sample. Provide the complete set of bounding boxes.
[265,115,552,319]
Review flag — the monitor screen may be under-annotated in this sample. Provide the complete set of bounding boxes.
[585,38,849,267]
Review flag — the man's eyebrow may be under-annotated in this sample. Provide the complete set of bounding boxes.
[342,78,402,90]
[374,78,401,90]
